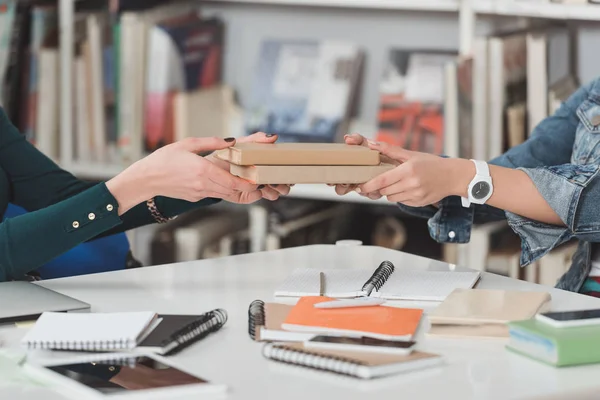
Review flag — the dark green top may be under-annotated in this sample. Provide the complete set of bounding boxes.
[0,108,218,281]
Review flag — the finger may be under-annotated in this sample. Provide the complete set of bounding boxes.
[237,132,278,144]
[366,140,414,163]
[260,186,280,201]
[268,184,290,196]
[234,190,264,204]
[177,136,236,153]
[367,191,383,200]
[334,184,356,196]
[343,133,368,147]
[360,166,408,194]
[203,161,259,192]
[378,180,414,197]
[386,194,415,204]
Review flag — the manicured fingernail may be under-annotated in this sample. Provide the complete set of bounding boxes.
[258,185,265,189]
[355,188,362,194]
[224,137,235,142]
[266,133,276,137]
[367,140,378,146]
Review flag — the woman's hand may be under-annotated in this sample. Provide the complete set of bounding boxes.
[106,137,263,214]
[205,132,291,201]
[331,134,398,200]
[359,141,470,207]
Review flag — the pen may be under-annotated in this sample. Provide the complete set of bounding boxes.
[319,272,325,296]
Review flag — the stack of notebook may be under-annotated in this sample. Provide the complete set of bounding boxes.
[20,309,227,356]
[248,295,443,379]
[215,143,395,184]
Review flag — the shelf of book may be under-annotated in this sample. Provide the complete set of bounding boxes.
[204,0,461,11]
[476,1,600,21]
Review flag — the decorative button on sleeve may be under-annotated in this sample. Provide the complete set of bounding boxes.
[106,204,114,212]
[88,213,95,220]
[72,221,79,229]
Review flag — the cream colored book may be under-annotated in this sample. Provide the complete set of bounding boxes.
[229,163,394,185]
[216,143,381,166]
[428,289,551,325]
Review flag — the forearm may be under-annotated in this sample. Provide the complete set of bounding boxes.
[448,159,564,226]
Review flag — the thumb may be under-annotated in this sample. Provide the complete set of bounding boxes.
[177,137,236,153]
[366,140,413,162]
[236,131,278,144]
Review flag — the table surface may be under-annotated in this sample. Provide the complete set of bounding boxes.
[2,244,600,400]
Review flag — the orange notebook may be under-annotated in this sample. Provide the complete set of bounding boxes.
[281,296,423,341]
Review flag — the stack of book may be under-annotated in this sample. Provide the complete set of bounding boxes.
[246,260,483,379]
[507,309,600,367]
[215,142,394,185]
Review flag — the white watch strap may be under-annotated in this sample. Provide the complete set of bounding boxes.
[472,159,490,177]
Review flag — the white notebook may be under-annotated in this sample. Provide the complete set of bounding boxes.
[274,262,481,301]
[21,311,158,351]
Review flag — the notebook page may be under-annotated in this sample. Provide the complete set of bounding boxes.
[274,268,376,298]
[374,270,481,301]
[21,311,157,350]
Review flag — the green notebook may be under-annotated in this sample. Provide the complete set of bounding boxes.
[507,319,600,367]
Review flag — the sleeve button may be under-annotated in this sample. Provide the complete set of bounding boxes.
[106,204,114,212]
[72,221,80,229]
[88,213,96,220]
[448,231,456,239]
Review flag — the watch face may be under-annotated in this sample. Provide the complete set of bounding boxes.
[471,182,491,200]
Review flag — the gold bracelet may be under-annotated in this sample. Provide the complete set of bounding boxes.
[146,198,175,223]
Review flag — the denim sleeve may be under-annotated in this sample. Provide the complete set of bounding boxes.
[397,79,592,250]
[497,82,596,266]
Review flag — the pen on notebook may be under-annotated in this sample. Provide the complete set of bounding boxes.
[319,272,325,296]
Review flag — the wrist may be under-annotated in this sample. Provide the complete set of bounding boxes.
[446,158,476,197]
[106,169,154,215]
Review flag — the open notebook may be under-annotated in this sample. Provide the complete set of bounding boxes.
[274,261,481,301]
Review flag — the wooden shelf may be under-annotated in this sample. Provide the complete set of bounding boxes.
[476,1,600,21]
[202,0,460,11]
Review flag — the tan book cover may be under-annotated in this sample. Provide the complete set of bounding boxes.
[230,163,395,184]
[426,323,510,339]
[428,289,551,325]
[282,342,439,367]
[216,143,381,166]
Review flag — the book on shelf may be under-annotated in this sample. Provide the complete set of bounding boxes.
[487,29,528,159]
[376,49,457,155]
[526,25,572,134]
[144,14,224,153]
[246,39,364,143]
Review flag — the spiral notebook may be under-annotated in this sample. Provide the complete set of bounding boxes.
[138,309,228,355]
[21,309,227,355]
[262,342,442,379]
[21,311,159,351]
[247,300,314,342]
[274,261,481,301]
[281,296,423,341]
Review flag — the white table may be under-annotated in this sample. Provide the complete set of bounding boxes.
[2,244,600,400]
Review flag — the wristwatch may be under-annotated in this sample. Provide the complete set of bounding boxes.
[461,160,493,208]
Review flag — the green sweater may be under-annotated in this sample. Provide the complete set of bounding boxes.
[0,108,218,281]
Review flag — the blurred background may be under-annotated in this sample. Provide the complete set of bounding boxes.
[0,0,595,283]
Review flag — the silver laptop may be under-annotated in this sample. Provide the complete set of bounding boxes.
[0,281,90,323]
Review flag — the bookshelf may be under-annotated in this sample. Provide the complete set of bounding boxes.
[51,0,600,261]
[55,0,600,183]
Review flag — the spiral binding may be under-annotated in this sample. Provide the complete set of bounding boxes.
[362,260,395,295]
[24,337,136,352]
[248,300,266,340]
[262,343,365,379]
[162,308,228,356]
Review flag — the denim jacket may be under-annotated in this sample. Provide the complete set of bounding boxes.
[396,76,600,293]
